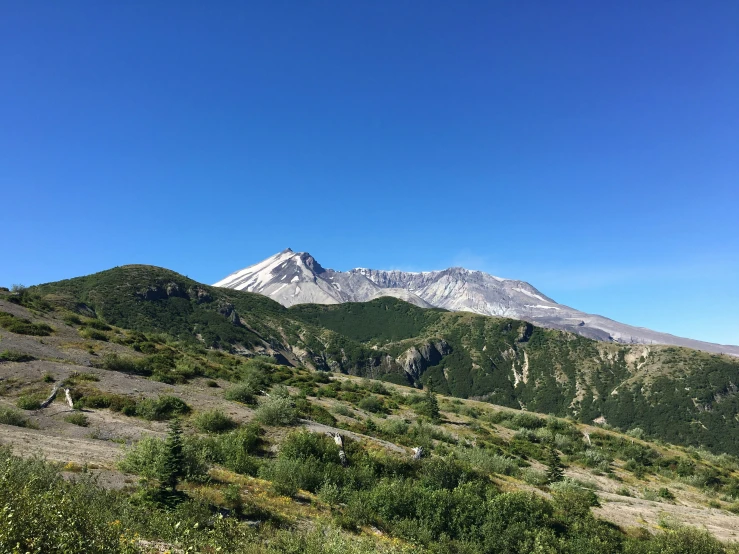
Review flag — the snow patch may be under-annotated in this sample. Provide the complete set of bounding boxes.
[513,287,548,302]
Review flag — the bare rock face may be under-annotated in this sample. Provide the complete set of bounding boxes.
[214,250,739,357]
[399,340,450,382]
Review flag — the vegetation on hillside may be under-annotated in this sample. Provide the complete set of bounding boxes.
[3,280,739,552]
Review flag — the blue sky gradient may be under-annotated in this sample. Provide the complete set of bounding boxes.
[1,1,737,345]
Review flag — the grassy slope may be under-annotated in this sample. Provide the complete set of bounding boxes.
[26,265,739,457]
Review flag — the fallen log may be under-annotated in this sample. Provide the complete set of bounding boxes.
[39,385,60,408]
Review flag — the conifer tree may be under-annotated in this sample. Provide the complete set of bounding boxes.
[546,446,564,483]
[422,378,440,422]
[158,418,185,505]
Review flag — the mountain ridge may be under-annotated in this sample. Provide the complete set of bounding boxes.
[215,249,739,356]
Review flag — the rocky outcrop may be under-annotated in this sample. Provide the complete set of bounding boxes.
[399,340,451,382]
[137,282,190,301]
[188,286,213,304]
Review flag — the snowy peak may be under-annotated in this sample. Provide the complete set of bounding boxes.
[214,250,739,356]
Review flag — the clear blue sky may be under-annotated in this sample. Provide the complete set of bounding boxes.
[1,1,737,345]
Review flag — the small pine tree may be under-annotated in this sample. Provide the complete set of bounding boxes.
[158,418,185,505]
[422,378,440,422]
[546,447,564,483]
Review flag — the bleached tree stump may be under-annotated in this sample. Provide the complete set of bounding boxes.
[64,388,74,409]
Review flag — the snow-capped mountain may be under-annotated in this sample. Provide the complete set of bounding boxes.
[214,249,739,356]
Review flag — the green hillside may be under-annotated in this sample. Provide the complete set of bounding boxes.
[28,265,739,456]
[3,277,739,553]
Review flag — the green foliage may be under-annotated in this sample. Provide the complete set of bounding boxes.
[546,447,565,483]
[0,349,35,362]
[209,423,262,475]
[80,328,109,341]
[260,431,343,496]
[0,448,136,553]
[415,383,440,421]
[291,297,445,342]
[224,382,258,405]
[255,395,298,426]
[0,407,34,427]
[193,409,237,433]
[119,424,208,484]
[358,394,384,413]
[135,395,191,421]
[0,311,53,336]
[16,395,42,410]
[65,412,90,427]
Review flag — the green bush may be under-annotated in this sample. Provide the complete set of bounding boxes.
[0,407,33,427]
[65,412,90,427]
[453,447,519,476]
[63,313,83,325]
[16,395,42,410]
[332,404,353,417]
[213,424,261,475]
[194,409,237,433]
[0,311,53,336]
[358,395,384,413]
[0,350,35,362]
[80,328,108,341]
[224,383,257,405]
[255,395,298,426]
[77,390,136,413]
[84,319,112,331]
[119,434,208,482]
[100,353,143,374]
[135,395,191,421]
[0,448,135,553]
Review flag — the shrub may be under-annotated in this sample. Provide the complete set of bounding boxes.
[77,390,135,413]
[119,433,208,482]
[332,404,353,417]
[358,395,384,413]
[135,395,191,421]
[16,395,42,410]
[255,395,298,426]
[0,311,53,336]
[224,383,257,405]
[521,468,548,486]
[194,409,237,434]
[453,447,519,477]
[63,313,82,325]
[99,353,145,374]
[509,412,545,430]
[214,424,261,475]
[0,448,134,553]
[65,412,89,427]
[381,418,409,437]
[0,407,33,427]
[84,319,111,331]
[80,328,108,341]
[0,350,35,362]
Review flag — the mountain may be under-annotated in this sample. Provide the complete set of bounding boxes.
[215,249,739,356]
[26,264,739,456]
